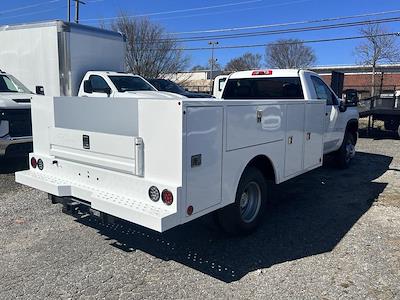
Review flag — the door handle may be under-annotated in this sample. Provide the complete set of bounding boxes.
[256,109,262,123]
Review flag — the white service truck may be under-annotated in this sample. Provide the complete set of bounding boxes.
[16,69,358,235]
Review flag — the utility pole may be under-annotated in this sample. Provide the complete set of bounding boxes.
[208,41,219,93]
[74,0,86,24]
[67,0,71,22]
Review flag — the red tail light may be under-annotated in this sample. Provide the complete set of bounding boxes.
[162,189,174,206]
[30,157,37,169]
[252,70,273,76]
[187,205,194,216]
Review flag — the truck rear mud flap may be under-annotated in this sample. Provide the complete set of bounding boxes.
[16,170,179,232]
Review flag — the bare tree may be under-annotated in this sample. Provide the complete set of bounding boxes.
[191,65,206,71]
[207,58,222,72]
[355,24,400,96]
[265,39,316,69]
[225,52,262,71]
[111,15,189,78]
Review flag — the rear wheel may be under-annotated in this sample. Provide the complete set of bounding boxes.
[335,131,356,169]
[217,167,271,235]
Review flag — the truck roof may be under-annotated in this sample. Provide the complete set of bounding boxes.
[0,20,123,41]
[85,71,142,77]
[229,69,304,79]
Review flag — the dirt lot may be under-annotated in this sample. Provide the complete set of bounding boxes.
[0,136,399,300]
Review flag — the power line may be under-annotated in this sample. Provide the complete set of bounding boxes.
[133,16,400,44]
[0,5,66,21]
[82,0,313,23]
[170,9,400,35]
[142,0,312,23]
[0,0,61,15]
[161,16,400,42]
[168,32,400,51]
[80,0,264,22]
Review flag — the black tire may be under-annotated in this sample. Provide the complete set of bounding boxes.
[384,119,400,132]
[217,167,271,236]
[335,131,356,169]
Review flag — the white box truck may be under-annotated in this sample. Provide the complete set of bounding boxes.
[0,21,125,157]
[0,20,126,96]
[16,69,359,235]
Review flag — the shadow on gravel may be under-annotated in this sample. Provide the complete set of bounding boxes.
[359,128,399,140]
[74,151,391,283]
[0,157,29,174]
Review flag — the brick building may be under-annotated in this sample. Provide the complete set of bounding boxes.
[311,64,400,99]
[171,64,400,96]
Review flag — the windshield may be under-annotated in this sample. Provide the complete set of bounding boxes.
[108,76,156,92]
[162,80,185,94]
[148,79,186,94]
[0,74,32,93]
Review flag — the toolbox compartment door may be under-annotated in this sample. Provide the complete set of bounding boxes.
[303,102,325,170]
[185,106,223,214]
[284,103,305,177]
[49,97,141,174]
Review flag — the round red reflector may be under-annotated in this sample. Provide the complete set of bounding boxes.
[30,157,37,169]
[161,189,173,205]
[187,205,193,216]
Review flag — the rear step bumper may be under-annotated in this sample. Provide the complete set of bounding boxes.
[16,170,179,232]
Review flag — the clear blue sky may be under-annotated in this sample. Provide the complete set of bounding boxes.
[1,0,400,69]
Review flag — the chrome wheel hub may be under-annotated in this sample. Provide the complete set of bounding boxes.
[239,181,262,223]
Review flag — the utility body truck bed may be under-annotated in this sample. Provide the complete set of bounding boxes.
[17,96,325,232]
[16,70,359,234]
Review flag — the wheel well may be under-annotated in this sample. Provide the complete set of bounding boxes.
[245,155,276,183]
[346,120,358,143]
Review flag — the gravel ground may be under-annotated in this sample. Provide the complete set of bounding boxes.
[0,136,399,300]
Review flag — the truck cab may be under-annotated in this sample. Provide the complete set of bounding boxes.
[221,69,359,166]
[78,72,187,99]
[0,71,35,157]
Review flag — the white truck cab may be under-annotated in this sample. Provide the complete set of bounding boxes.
[78,71,187,99]
[16,69,359,236]
[0,71,36,157]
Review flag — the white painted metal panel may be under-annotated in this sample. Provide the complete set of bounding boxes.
[226,104,284,151]
[284,103,305,177]
[69,31,125,96]
[138,99,183,186]
[186,106,223,214]
[53,97,138,136]
[0,24,60,95]
[304,102,325,170]
[49,127,136,174]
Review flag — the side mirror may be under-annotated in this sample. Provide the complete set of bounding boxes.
[345,98,358,107]
[83,80,93,94]
[35,86,45,95]
[338,100,347,112]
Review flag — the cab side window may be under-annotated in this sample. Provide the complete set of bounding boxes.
[89,75,110,93]
[311,76,337,105]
